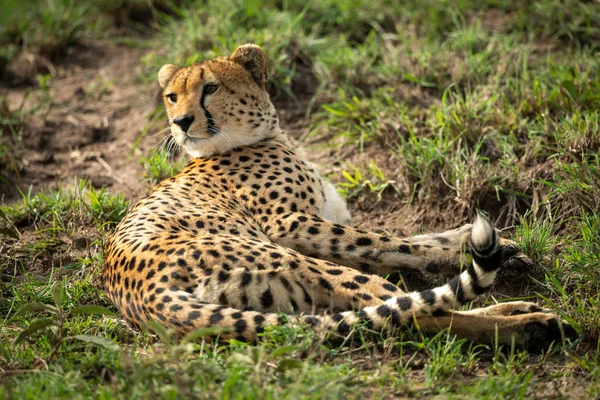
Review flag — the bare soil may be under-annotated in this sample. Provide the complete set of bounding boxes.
[1,41,158,203]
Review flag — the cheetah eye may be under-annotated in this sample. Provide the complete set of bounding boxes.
[204,83,220,95]
[166,93,177,104]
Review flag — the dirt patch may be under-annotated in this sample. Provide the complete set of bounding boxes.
[1,41,160,203]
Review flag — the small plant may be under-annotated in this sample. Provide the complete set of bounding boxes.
[514,213,558,262]
[338,162,402,201]
[140,148,187,184]
[11,281,119,362]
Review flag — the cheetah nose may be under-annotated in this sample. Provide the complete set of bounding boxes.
[173,114,195,133]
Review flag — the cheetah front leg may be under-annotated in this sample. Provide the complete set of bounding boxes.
[259,213,529,278]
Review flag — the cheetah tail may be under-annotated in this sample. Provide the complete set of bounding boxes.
[146,215,503,342]
[293,214,505,339]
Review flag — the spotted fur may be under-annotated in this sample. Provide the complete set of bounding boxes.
[102,44,575,351]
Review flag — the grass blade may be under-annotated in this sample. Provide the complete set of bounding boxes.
[71,305,115,316]
[73,334,119,352]
[11,302,58,319]
[181,326,231,344]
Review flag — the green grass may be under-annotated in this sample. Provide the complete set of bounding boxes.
[2,0,600,397]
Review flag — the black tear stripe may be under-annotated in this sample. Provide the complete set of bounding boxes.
[201,88,219,136]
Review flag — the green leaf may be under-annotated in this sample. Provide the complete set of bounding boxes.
[270,345,300,358]
[53,282,65,308]
[275,358,303,372]
[561,79,577,99]
[73,335,119,352]
[71,305,115,316]
[322,105,347,117]
[144,320,172,343]
[11,302,58,319]
[181,326,230,344]
[13,318,56,345]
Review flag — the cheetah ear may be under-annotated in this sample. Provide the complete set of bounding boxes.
[158,64,180,88]
[230,44,269,87]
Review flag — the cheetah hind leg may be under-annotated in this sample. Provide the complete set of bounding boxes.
[458,301,548,317]
[412,310,577,353]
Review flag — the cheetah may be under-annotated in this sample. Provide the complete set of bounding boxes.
[102,44,575,352]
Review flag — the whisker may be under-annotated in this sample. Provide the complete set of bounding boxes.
[148,127,171,138]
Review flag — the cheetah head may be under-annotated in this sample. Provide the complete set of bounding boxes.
[158,44,281,158]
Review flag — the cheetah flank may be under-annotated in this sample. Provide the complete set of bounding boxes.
[102,44,575,352]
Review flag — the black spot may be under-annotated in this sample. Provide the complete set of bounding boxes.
[188,311,201,320]
[420,289,436,305]
[326,269,343,275]
[354,275,369,284]
[467,264,487,295]
[280,276,291,290]
[357,310,373,328]
[342,281,360,290]
[260,289,274,308]
[234,319,247,333]
[435,235,451,245]
[383,283,398,293]
[398,245,411,253]
[240,272,252,286]
[376,305,391,318]
[332,227,345,235]
[209,312,223,324]
[397,297,413,311]
[319,278,333,291]
[289,299,298,310]
[308,266,322,275]
[218,271,230,282]
[356,237,372,246]
[448,276,466,304]
[308,226,319,235]
[136,259,146,273]
[254,314,266,331]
